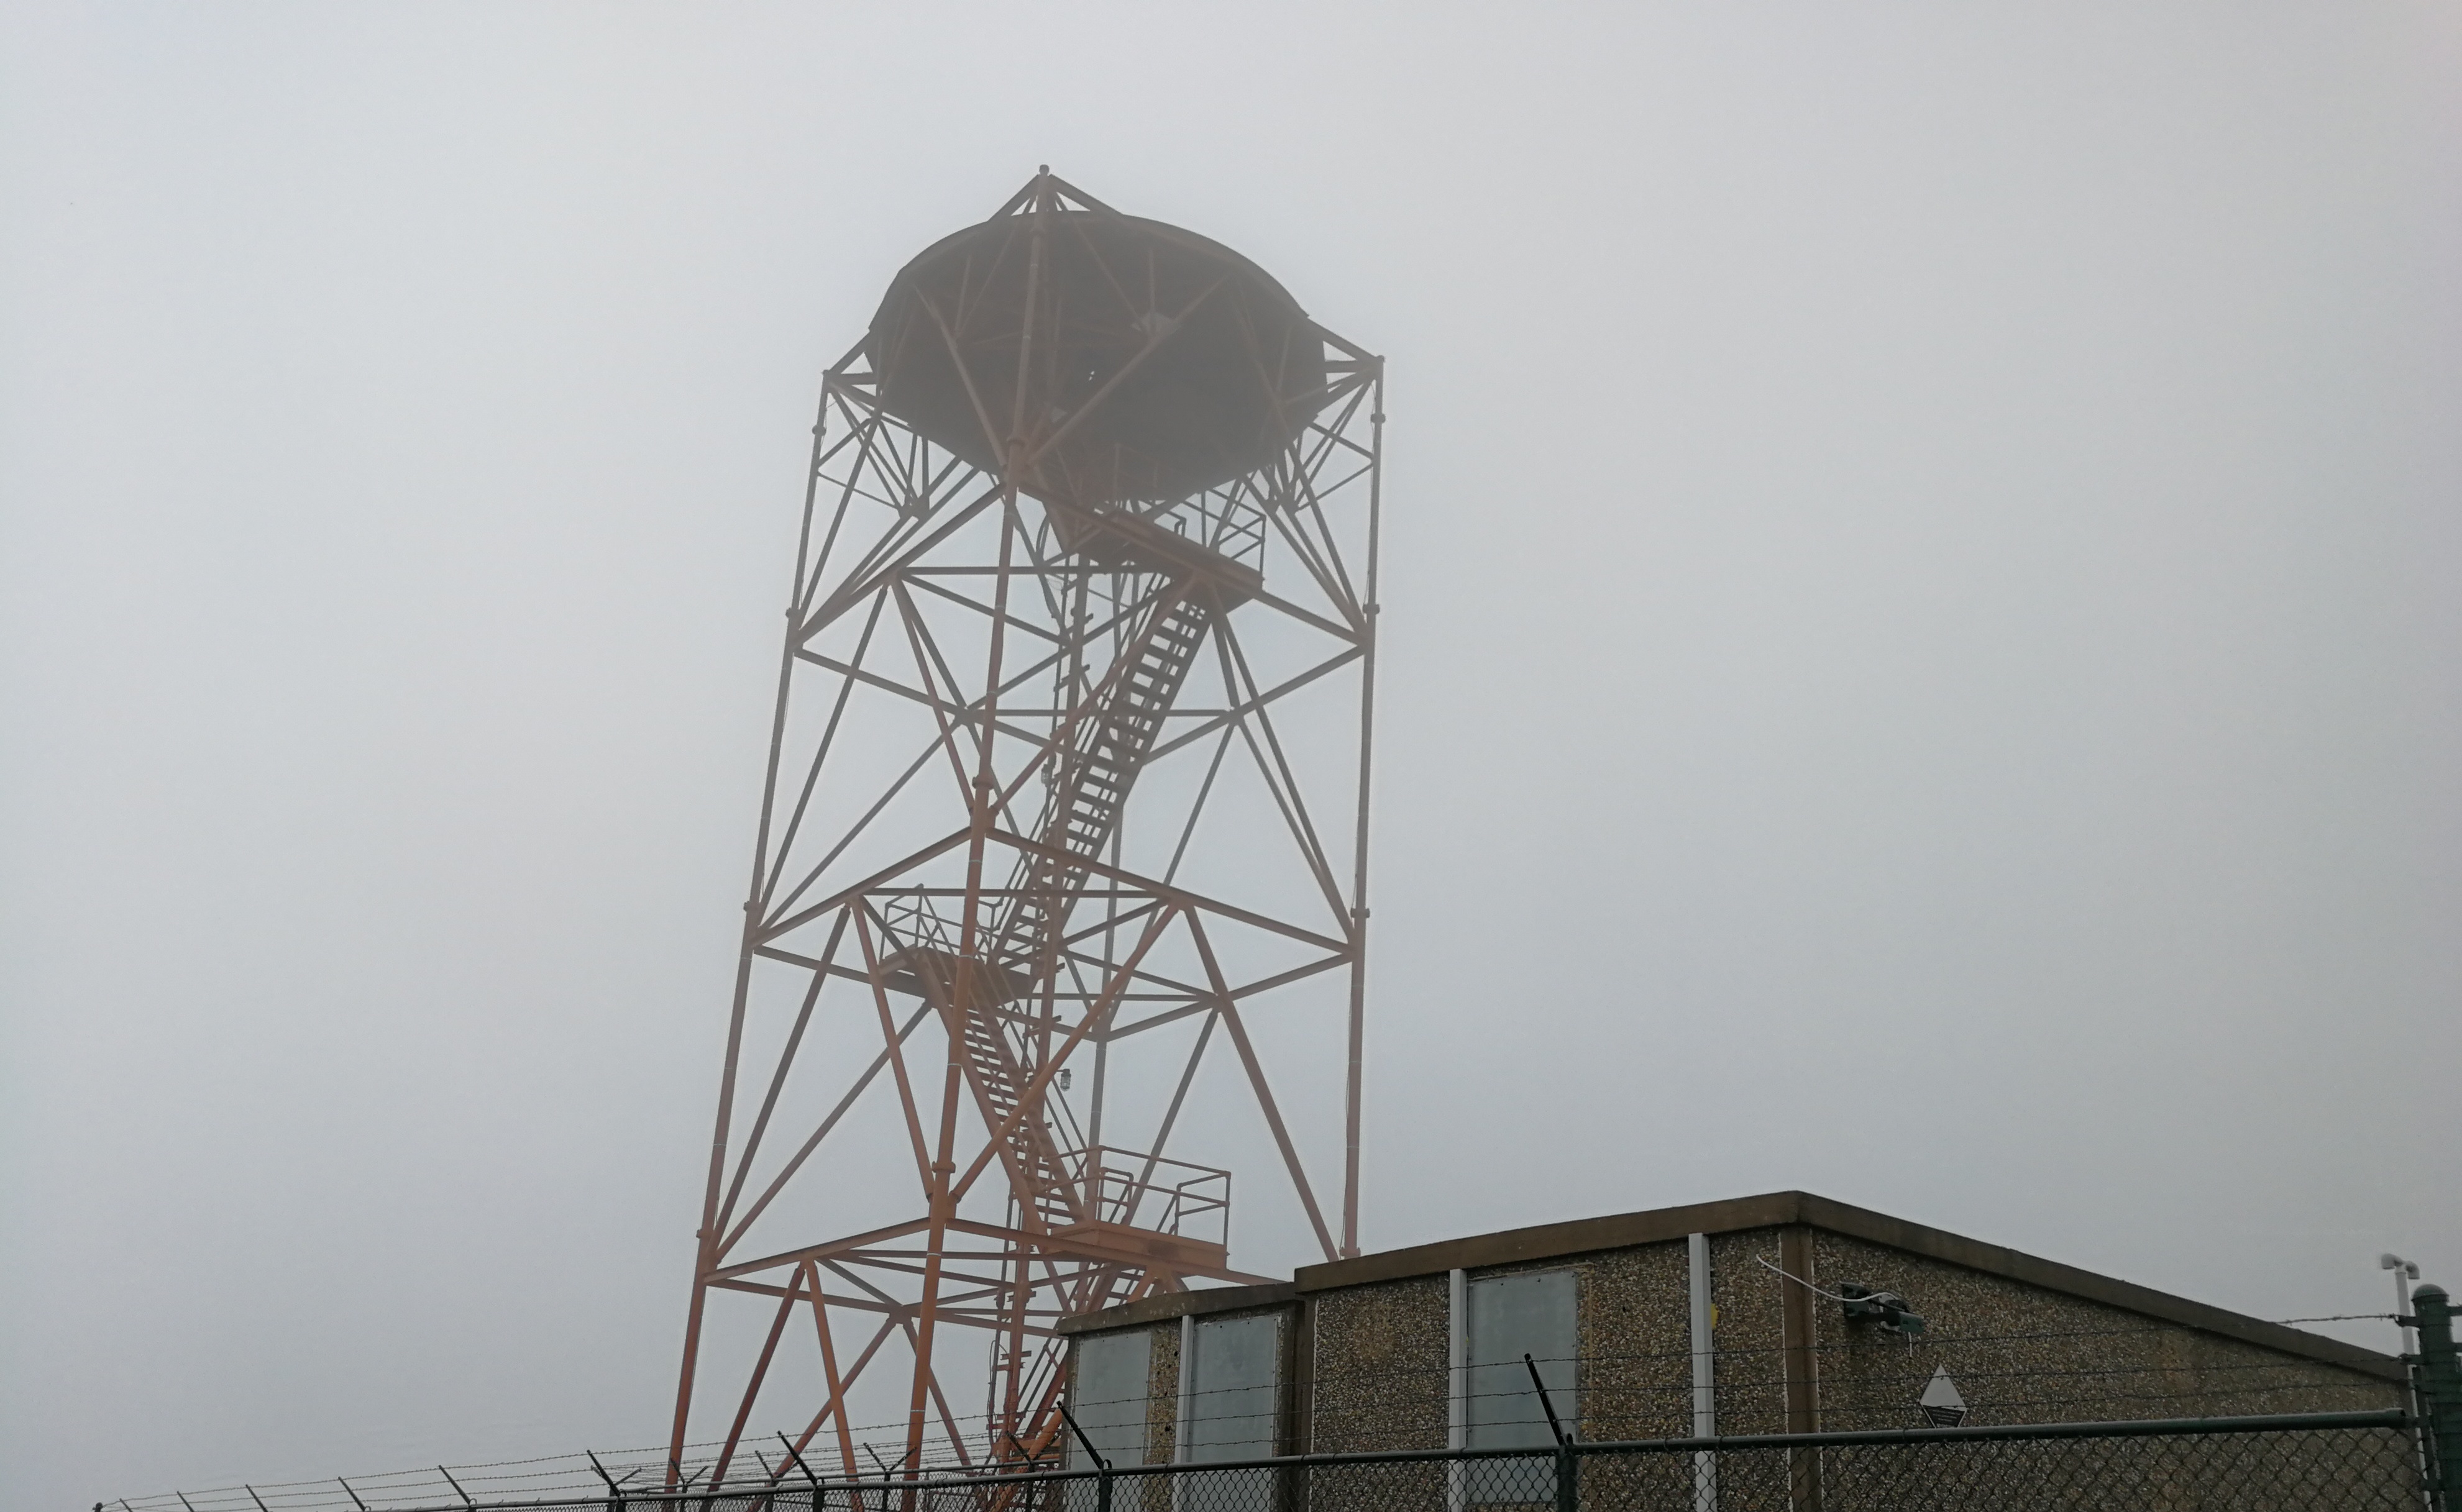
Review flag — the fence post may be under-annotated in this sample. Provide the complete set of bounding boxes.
[1058,1398,1112,1512]
[1524,1354,1578,1512]
[776,1434,823,1511]
[2417,1285,2461,1512]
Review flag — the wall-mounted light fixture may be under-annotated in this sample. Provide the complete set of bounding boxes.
[1837,1282,1926,1336]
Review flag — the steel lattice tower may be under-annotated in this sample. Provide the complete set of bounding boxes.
[667,170,1383,1487]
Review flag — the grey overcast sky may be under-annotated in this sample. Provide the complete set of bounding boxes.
[4,3,2458,1508]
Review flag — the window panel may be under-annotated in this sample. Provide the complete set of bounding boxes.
[1186,1314,1280,1462]
[1465,1270,1577,1451]
[1071,1330,1153,1469]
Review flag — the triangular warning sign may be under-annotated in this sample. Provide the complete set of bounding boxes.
[1920,1365,1968,1426]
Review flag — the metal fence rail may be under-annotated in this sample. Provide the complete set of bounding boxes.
[271,1410,2420,1512]
[110,1307,2449,1512]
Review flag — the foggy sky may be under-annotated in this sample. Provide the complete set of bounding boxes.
[4,4,2458,1509]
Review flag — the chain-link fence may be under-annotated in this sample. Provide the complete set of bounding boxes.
[174,1409,2417,1512]
[99,1289,2462,1512]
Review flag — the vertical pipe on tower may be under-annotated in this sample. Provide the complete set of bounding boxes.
[1340,365,1385,1260]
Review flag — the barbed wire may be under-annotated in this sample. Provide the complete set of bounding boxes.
[103,1308,2404,1511]
[149,1312,2375,1493]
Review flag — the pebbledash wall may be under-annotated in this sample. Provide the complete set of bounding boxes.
[1056,1191,2404,1465]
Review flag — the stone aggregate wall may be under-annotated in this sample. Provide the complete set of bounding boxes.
[1803,1230,2398,1428]
[1705,1227,1798,1436]
[1145,1319,1179,1467]
[1572,1239,1696,1442]
[1309,1273,1448,1453]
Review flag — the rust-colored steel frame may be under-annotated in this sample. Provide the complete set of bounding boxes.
[667,173,1383,1492]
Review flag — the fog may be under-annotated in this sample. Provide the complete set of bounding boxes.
[3,4,2458,1508]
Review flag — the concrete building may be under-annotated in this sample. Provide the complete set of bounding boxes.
[1058,1191,2404,1470]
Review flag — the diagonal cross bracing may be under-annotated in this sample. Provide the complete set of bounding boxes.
[670,170,1384,1488]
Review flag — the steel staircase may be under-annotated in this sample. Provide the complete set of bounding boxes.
[892,576,1217,1247]
[956,581,1214,1234]
[989,585,1212,974]
[931,957,1084,1232]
